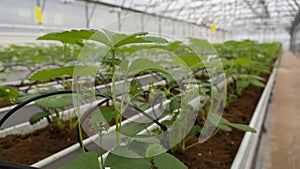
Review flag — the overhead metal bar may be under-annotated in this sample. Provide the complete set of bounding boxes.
[292,0,300,9]
[78,0,212,29]
[242,0,264,18]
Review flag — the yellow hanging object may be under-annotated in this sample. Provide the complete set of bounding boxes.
[211,23,216,32]
[272,35,276,41]
[35,6,43,24]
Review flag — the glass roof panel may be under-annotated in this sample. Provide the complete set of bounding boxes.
[87,0,300,32]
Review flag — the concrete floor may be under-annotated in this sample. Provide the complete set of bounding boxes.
[261,51,300,169]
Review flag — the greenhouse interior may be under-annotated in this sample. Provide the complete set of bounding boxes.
[0,0,299,169]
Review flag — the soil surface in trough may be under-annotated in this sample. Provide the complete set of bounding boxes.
[173,74,269,169]
[0,120,88,165]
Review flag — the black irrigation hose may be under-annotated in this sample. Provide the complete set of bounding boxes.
[0,161,39,169]
[150,71,169,88]
[0,90,74,128]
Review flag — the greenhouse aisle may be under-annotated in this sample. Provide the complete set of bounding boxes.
[261,51,300,169]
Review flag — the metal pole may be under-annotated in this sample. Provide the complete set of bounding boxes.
[172,21,175,35]
[141,14,144,31]
[158,17,162,36]
[117,10,121,31]
[85,2,89,28]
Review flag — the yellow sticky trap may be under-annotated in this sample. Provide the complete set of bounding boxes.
[272,36,276,41]
[35,6,43,24]
[211,23,216,32]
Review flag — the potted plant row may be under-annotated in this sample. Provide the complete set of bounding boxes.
[0,29,281,169]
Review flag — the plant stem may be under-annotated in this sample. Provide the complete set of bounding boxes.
[111,49,121,145]
[75,77,85,152]
[63,43,67,64]
[184,141,199,150]
[184,128,220,151]
[99,133,104,169]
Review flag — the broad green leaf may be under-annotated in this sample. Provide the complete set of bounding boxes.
[140,36,168,44]
[100,29,167,48]
[82,29,168,49]
[30,66,98,81]
[249,79,265,87]
[236,81,249,89]
[217,124,232,132]
[29,112,50,125]
[146,144,166,157]
[188,124,202,135]
[37,30,97,45]
[120,123,149,136]
[227,123,256,133]
[176,55,204,70]
[16,94,39,103]
[0,86,19,102]
[220,116,256,133]
[235,58,257,66]
[233,74,265,81]
[89,106,116,125]
[129,135,161,144]
[153,153,188,169]
[208,114,256,133]
[104,146,152,169]
[128,58,169,76]
[35,96,72,109]
[88,30,112,47]
[104,30,147,47]
[59,152,100,169]
[127,140,150,156]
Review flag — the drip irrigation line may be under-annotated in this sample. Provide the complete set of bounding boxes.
[0,161,39,169]
[150,71,169,88]
[0,90,74,128]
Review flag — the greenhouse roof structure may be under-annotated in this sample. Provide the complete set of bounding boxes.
[83,0,300,32]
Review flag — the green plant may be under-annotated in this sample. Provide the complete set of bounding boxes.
[59,144,188,169]
[0,86,19,104]
[28,94,73,131]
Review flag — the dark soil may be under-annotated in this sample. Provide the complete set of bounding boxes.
[173,74,269,169]
[0,100,10,108]
[0,120,88,165]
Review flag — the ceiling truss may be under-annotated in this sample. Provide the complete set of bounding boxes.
[82,0,300,33]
